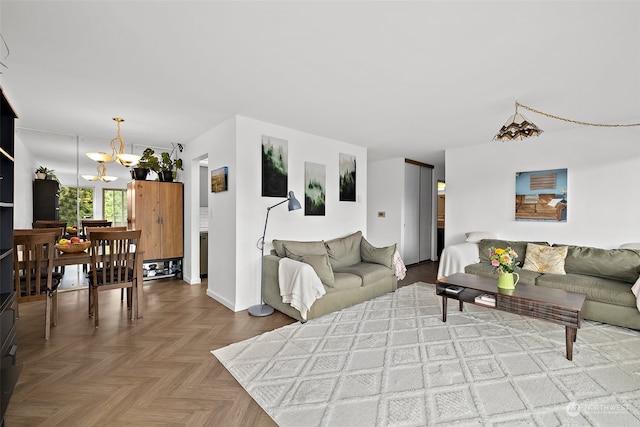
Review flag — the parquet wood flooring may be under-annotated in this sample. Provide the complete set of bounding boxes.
[6,262,437,426]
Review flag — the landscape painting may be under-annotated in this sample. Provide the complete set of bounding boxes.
[211,166,228,193]
[261,135,288,197]
[515,168,568,222]
[339,153,356,202]
[304,162,326,216]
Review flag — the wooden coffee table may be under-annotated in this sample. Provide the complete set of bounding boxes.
[437,273,586,360]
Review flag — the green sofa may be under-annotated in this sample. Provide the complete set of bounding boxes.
[262,231,398,322]
[464,238,640,330]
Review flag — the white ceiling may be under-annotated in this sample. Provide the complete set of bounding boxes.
[1,1,639,184]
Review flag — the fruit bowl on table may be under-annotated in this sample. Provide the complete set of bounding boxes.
[56,241,91,253]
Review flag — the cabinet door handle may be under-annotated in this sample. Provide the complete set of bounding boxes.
[9,344,17,363]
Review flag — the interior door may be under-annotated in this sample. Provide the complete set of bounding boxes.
[403,163,420,265]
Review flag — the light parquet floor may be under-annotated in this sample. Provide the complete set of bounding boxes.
[6,262,438,426]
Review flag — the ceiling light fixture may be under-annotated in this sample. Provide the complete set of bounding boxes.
[495,101,640,141]
[86,117,140,167]
[82,163,118,183]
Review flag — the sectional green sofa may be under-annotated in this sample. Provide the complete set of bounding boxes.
[463,238,640,330]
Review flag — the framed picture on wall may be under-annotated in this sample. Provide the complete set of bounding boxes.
[339,153,356,202]
[305,162,326,216]
[515,168,567,222]
[211,166,228,193]
[261,135,288,197]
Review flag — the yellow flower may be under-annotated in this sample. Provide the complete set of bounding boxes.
[494,248,505,255]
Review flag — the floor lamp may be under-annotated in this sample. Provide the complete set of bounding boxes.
[248,191,302,317]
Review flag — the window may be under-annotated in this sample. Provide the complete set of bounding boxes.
[59,186,94,227]
[103,188,127,226]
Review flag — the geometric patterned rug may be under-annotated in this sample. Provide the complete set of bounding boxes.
[212,283,640,426]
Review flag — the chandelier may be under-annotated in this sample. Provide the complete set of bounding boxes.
[86,117,140,166]
[81,163,118,183]
[495,101,640,141]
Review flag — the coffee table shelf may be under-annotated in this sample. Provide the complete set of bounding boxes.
[437,273,586,360]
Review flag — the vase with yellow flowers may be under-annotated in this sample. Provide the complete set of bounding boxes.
[489,247,520,290]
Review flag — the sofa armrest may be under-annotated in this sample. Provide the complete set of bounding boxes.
[437,242,480,279]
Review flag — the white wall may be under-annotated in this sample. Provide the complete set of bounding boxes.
[444,125,640,249]
[14,133,34,228]
[184,115,368,311]
[368,158,405,249]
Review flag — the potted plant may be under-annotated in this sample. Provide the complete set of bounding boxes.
[35,165,57,180]
[131,148,158,180]
[157,143,183,182]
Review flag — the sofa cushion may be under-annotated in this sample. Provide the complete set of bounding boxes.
[522,243,568,274]
[560,245,640,284]
[535,273,636,307]
[478,239,549,267]
[272,239,326,258]
[334,262,393,285]
[464,262,541,286]
[332,272,363,291]
[325,231,362,270]
[360,237,396,269]
[284,248,335,288]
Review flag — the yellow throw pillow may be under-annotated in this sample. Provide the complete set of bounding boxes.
[522,243,568,274]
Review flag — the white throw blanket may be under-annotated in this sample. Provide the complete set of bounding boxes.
[278,257,326,321]
[393,250,407,280]
[632,277,640,313]
[437,242,481,279]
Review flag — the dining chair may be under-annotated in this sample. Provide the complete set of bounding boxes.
[88,229,142,328]
[84,226,128,294]
[81,219,112,239]
[13,230,61,339]
[32,221,67,274]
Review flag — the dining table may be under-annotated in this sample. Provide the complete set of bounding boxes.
[54,250,144,318]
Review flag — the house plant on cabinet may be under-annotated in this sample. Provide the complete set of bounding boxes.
[131,148,157,180]
[157,143,183,182]
[35,165,56,180]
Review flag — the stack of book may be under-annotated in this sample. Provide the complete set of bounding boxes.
[474,293,496,307]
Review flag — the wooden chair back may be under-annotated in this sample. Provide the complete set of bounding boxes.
[13,230,59,338]
[81,220,112,238]
[32,220,66,238]
[85,226,127,241]
[88,229,142,327]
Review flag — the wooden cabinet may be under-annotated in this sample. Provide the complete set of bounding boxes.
[32,179,60,221]
[127,181,183,261]
[1,86,19,426]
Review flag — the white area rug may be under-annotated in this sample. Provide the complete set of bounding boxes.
[212,283,640,426]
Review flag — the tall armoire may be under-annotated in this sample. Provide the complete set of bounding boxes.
[32,179,60,221]
[127,181,184,262]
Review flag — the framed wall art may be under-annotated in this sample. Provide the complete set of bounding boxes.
[261,135,288,197]
[515,168,567,222]
[304,162,326,216]
[211,166,228,193]
[339,153,356,202]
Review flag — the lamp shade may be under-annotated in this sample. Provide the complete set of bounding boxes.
[494,112,543,141]
[287,191,301,211]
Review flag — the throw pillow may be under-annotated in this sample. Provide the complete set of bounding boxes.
[284,247,335,288]
[522,243,568,274]
[325,231,363,270]
[360,237,396,269]
[272,239,326,258]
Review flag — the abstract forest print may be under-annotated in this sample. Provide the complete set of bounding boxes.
[339,153,356,202]
[304,162,326,216]
[261,135,288,197]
